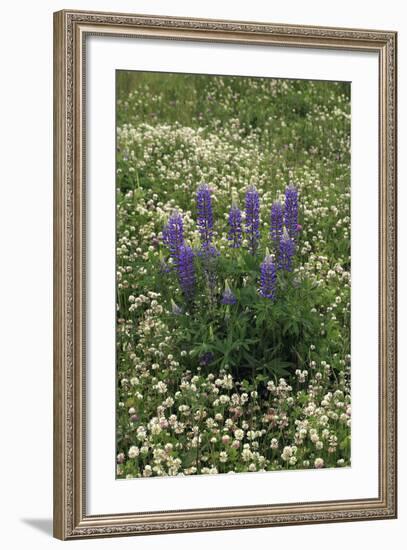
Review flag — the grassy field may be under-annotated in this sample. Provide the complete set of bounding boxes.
[115,71,351,478]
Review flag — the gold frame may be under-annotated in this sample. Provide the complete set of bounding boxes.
[53,9,397,540]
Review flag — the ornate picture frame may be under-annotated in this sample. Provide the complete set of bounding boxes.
[53,9,397,540]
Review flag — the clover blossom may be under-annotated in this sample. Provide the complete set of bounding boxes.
[196,184,214,248]
[245,185,260,254]
[228,205,242,248]
[270,201,284,244]
[279,232,296,271]
[284,185,299,239]
[259,254,277,300]
[162,211,184,263]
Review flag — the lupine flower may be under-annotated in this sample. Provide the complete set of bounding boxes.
[270,201,284,244]
[177,245,195,300]
[197,243,220,260]
[284,185,299,239]
[279,232,296,271]
[199,351,214,366]
[162,211,184,262]
[221,281,237,305]
[228,205,242,248]
[196,184,213,247]
[259,254,277,300]
[171,299,182,315]
[197,242,220,302]
[221,288,237,305]
[159,259,171,274]
[245,186,260,254]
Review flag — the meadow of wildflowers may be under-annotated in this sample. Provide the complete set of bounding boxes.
[116,72,351,478]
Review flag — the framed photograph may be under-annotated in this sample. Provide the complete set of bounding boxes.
[53,9,397,540]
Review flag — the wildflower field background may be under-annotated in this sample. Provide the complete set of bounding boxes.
[116,71,351,478]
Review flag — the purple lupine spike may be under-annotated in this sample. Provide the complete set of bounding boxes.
[221,281,237,305]
[270,201,284,244]
[196,184,213,247]
[259,255,277,300]
[221,289,237,305]
[177,245,195,300]
[284,185,299,239]
[197,243,220,259]
[197,243,219,301]
[171,299,182,315]
[245,185,260,254]
[159,259,171,274]
[199,352,214,366]
[162,211,184,263]
[228,205,242,248]
[279,233,296,271]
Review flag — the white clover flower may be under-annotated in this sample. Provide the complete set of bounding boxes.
[319,415,329,426]
[143,465,153,477]
[234,428,244,441]
[241,448,252,462]
[163,396,174,407]
[231,393,240,405]
[117,452,125,464]
[281,446,293,461]
[128,446,139,459]
[136,426,147,441]
[240,393,249,404]
[310,433,319,443]
[267,381,276,391]
[314,458,324,469]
